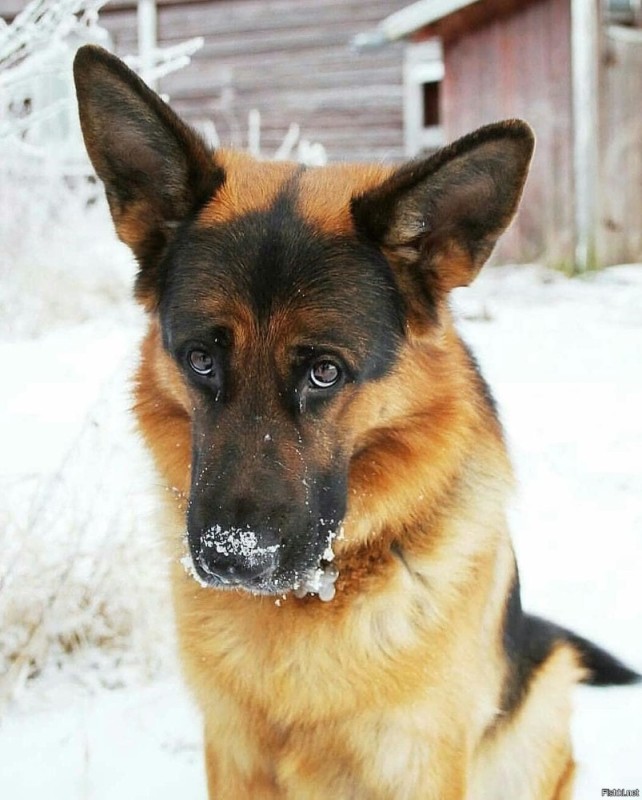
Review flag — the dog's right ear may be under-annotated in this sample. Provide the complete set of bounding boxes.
[351,120,533,330]
[73,45,223,307]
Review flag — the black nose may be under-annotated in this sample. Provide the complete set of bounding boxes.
[191,525,279,587]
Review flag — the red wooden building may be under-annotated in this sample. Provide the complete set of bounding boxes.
[357,0,642,269]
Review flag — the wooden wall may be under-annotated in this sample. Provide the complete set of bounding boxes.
[599,28,642,264]
[98,0,408,163]
[438,0,575,266]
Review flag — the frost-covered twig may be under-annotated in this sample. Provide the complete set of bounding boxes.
[124,36,205,86]
[0,0,204,167]
[0,0,105,71]
[0,361,173,705]
[0,97,66,138]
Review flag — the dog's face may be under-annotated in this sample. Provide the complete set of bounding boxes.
[73,46,533,595]
[159,179,405,592]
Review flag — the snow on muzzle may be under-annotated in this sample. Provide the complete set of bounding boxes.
[181,519,342,601]
[191,524,280,587]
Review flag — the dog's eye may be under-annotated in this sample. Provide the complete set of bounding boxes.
[309,358,341,389]
[187,349,214,376]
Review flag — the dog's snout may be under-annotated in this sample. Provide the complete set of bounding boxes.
[191,523,280,587]
[196,547,277,586]
[228,495,290,532]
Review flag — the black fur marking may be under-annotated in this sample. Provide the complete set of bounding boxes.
[135,180,225,303]
[500,568,536,714]
[459,338,500,423]
[540,622,640,687]
[501,567,640,718]
[160,189,406,384]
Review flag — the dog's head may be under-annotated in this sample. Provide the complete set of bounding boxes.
[74,46,533,596]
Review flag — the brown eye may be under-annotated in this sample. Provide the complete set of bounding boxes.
[309,359,341,389]
[188,349,214,376]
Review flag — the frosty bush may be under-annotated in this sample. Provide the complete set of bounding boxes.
[0,0,129,338]
[0,0,208,339]
[0,351,178,709]
[0,165,136,340]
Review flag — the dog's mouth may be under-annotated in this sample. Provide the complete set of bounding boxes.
[181,525,341,601]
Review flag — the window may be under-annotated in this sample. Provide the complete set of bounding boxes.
[403,40,445,156]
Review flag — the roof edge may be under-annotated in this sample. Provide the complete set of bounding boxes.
[352,0,481,49]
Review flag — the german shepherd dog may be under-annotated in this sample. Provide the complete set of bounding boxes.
[74,46,638,799]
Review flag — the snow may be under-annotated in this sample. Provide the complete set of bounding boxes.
[0,677,207,800]
[202,525,278,562]
[293,561,340,602]
[0,263,641,797]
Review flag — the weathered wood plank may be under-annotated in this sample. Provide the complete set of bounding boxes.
[599,29,642,263]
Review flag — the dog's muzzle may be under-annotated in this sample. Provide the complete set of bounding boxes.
[192,524,280,587]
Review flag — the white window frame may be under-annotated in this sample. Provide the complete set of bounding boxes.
[403,40,445,156]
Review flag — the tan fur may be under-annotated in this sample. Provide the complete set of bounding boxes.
[197,154,392,238]
[469,644,585,799]
[296,162,393,235]
[198,150,300,225]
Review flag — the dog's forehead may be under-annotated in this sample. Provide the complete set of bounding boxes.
[162,153,404,356]
[197,149,393,232]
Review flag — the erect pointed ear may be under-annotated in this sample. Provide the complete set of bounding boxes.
[73,45,224,306]
[351,120,534,322]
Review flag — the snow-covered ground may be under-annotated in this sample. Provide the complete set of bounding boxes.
[0,263,641,798]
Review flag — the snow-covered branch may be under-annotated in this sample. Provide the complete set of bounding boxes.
[0,0,205,166]
[0,0,105,72]
[124,36,205,87]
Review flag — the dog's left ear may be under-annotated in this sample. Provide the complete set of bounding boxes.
[351,120,534,318]
[73,45,223,306]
